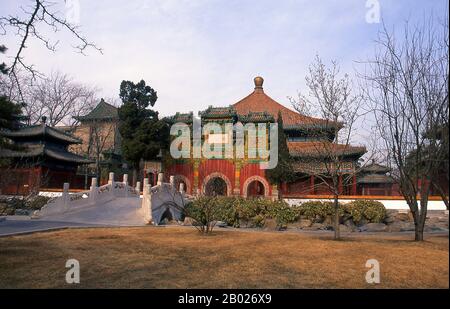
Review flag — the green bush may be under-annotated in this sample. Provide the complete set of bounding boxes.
[267,200,300,228]
[212,197,300,229]
[215,196,240,227]
[343,200,386,224]
[184,196,221,234]
[251,214,265,228]
[297,200,344,221]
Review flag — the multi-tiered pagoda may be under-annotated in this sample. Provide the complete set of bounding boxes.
[0,117,92,194]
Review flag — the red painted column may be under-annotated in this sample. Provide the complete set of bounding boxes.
[310,175,315,195]
[352,174,357,195]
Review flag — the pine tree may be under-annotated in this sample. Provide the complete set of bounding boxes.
[118,80,169,184]
[265,111,297,197]
[0,44,24,150]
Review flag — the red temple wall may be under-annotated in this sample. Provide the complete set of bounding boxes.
[198,159,235,193]
[239,163,271,196]
[164,163,194,194]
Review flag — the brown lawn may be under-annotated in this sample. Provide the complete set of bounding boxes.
[0,226,448,288]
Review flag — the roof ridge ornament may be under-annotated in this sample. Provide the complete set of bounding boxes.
[254,76,264,92]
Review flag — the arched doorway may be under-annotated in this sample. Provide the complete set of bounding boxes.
[205,177,227,196]
[242,176,270,198]
[202,172,232,196]
[247,180,265,197]
[174,175,191,194]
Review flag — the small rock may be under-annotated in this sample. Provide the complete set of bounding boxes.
[388,221,415,232]
[215,221,227,228]
[359,223,388,232]
[304,223,326,231]
[384,216,395,224]
[338,224,353,233]
[357,218,368,227]
[395,212,412,222]
[298,219,313,228]
[14,209,30,216]
[343,219,357,231]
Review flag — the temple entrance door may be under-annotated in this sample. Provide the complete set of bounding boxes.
[247,180,265,197]
[205,177,228,196]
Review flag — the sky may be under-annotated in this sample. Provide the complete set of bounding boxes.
[0,0,448,149]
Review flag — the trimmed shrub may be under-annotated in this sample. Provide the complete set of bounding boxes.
[343,200,387,224]
[268,201,300,229]
[212,197,300,229]
[184,196,221,234]
[297,201,344,221]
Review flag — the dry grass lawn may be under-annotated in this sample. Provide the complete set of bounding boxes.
[0,226,448,288]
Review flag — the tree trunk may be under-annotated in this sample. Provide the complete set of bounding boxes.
[132,168,138,187]
[334,194,340,240]
[434,183,449,210]
[414,220,424,241]
[412,208,427,241]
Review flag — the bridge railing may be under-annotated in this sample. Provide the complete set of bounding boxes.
[141,173,188,224]
[35,172,139,218]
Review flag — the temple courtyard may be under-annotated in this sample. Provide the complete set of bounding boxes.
[0,226,447,288]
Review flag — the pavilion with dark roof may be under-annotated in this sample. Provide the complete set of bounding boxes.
[0,117,93,195]
[165,76,367,198]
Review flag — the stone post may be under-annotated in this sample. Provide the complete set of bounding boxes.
[90,177,97,205]
[179,182,185,194]
[122,174,129,197]
[63,182,70,209]
[143,178,149,190]
[157,173,164,186]
[135,181,141,195]
[169,175,175,188]
[108,172,115,185]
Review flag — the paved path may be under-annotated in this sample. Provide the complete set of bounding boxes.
[0,197,145,236]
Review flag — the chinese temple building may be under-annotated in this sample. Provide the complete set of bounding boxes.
[357,161,396,196]
[165,76,367,198]
[69,98,124,184]
[0,117,92,194]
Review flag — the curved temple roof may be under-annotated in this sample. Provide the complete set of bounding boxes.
[0,144,93,164]
[233,76,341,129]
[288,141,367,158]
[75,99,118,122]
[1,123,82,144]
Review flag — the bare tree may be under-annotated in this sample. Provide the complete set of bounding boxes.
[362,18,448,241]
[290,55,367,240]
[0,0,101,100]
[24,71,98,127]
[87,118,117,181]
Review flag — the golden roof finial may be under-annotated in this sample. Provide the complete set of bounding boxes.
[254,76,264,90]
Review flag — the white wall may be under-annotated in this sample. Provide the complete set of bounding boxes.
[284,198,448,210]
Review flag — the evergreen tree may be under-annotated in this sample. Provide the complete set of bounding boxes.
[265,111,297,197]
[0,44,24,151]
[118,79,169,184]
[0,45,8,75]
